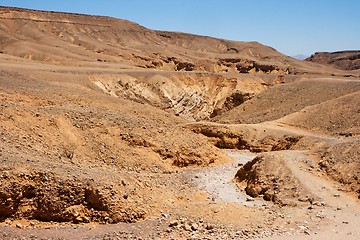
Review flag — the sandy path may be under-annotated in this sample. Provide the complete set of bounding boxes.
[262,150,360,240]
[189,150,266,207]
[261,121,341,141]
[190,148,360,239]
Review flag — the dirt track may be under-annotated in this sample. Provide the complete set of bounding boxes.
[251,150,360,240]
[189,150,265,206]
[192,149,360,239]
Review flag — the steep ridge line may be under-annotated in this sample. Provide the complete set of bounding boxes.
[0,17,115,27]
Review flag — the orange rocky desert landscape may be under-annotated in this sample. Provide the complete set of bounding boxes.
[0,7,359,240]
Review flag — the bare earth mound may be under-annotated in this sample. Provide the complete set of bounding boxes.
[235,152,320,206]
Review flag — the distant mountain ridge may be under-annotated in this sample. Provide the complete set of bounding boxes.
[0,6,345,76]
[305,50,360,70]
[292,54,309,60]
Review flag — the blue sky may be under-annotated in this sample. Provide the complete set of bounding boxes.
[1,0,359,56]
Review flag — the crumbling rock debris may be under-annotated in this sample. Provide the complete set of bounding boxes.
[211,91,254,117]
[0,171,146,223]
[190,124,302,153]
[176,62,196,71]
[271,136,301,151]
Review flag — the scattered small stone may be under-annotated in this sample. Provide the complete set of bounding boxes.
[16,223,22,229]
[191,223,199,231]
[333,193,340,197]
[312,201,326,206]
[343,221,349,224]
[205,224,214,230]
[246,197,255,202]
[169,220,178,227]
[298,225,308,230]
[298,197,309,202]
[336,207,342,211]
[304,230,311,235]
[83,216,90,223]
[184,223,192,232]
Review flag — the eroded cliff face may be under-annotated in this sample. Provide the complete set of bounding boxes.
[89,72,267,120]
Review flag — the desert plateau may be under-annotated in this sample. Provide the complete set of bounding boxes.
[0,7,359,240]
